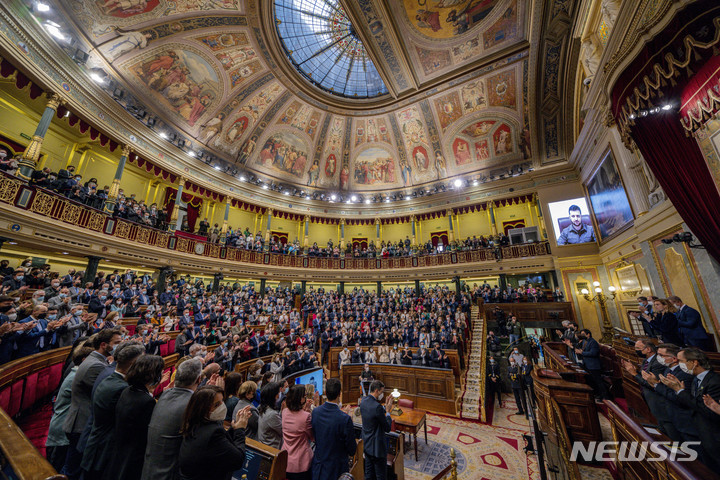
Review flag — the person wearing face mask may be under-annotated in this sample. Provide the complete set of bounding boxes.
[359,363,374,397]
[401,344,413,365]
[669,295,710,349]
[257,381,284,449]
[509,346,524,366]
[104,354,165,480]
[2,270,27,296]
[521,357,535,401]
[359,380,395,480]
[15,305,61,357]
[507,358,527,416]
[659,348,720,471]
[339,345,351,367]
[633,296,658,337]
[487,358,502,406]
[178,385,252,480]
[88,290,111,319]
[62,328,122,479]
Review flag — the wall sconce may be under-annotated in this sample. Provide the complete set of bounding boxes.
[579,281,617,344]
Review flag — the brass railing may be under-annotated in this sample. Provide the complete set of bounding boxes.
[0,173,551,269]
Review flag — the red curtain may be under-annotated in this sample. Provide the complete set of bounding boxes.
[164,187,203,232]
[630,113,720,263]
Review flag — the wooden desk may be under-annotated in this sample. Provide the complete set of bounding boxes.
[483,302,573,328]
[532,368,601,446]
[542,342,590,384]
[391,409,427,461]
[341,364,457,415]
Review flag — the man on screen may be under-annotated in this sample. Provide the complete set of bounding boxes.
[557,205,596,245]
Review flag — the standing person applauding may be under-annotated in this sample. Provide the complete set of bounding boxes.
[178,386,252,480]
[282,385,314,480]
[359,380,395,480]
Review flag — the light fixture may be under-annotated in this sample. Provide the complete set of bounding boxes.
[262,184,269,190]
[187,151,196,157]
[283,191,290,195]
[662,104,673,111]
[64,110,70,118]
[390,388,403,415]
[239,175,246,182]
[580,288,589,295]
[385,198,390,203]
[594,286,602,293]
[592,281,600,287]
[350,195,357,202]
[90,73,105,84]
[36,2,51,12]
[608,286,616,292]
[330,194,337,201]
[365,198,371,204]
[159,132,168,139]
[454,178,463,188]
[405,195,411,200]
[213,165,221,171]
[472,180,479,186]
[628,114,636,120]
[580,282,618,343]
[44,22,66,41]
[61,251,68,255]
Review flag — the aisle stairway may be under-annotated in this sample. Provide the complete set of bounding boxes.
[459,306,486,420]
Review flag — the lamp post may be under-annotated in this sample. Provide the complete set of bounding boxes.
[580,281,617,344]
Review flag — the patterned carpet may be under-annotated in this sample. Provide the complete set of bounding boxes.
[403,397,540,480]
[459,306,484,420]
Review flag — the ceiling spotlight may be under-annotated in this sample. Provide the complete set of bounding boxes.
[662,104,673,111]
[453,178,463,188]
[262,184,269,190]
[283,191,290,195]
[330,194,337,201]
[472,179,479,186]
[36,3,51,12]
[90,73,105,84]
[628,113,636,120]
[187,151,196,157]
[350,195,357,202]
[306,195,311,200]
[365,198,371,204]
[64,110,70,118]
[384,197,390,203]
[405,195,411,200]
[44,22,66,41]
[239,175,246,182]
[213,165,221,171]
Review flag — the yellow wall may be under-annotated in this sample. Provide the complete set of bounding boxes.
[494,202,537,233]
[308,222,337,245]
[419,216,451,243]
[269,216,301,241]
[345,224,376,242]
[456,211,493,238]
[380,222,412,243]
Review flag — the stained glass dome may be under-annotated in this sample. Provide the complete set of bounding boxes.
[274,0,389,99]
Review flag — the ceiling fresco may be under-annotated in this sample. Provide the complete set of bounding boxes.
[48,0,541,195]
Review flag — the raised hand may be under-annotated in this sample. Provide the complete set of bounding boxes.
[703,394,720,416]
[232,406,252,429]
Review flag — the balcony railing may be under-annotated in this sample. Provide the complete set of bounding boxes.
[0,174,551,269]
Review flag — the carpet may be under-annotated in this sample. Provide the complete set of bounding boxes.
[403,402,540,480]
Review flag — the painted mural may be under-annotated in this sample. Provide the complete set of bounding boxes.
[254,131,310,180]
[452,138,472,165]
[460,80,486,113]
[483,1,519,49]
[434,92,463,131]
[198,32,249,51]
[127,47,220,127]
[461,120,496,137]
[487,69,517,109]
[403,0,500,38]
[355,118,391,146]
[493,123,513,155]
[352,147,397,187]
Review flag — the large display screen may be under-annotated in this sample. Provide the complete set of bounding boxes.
[547,197,596,245]
[293,368,323,397]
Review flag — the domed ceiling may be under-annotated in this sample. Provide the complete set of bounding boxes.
[44,0,563,198]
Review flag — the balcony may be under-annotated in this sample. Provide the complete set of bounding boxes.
[0,174,553,278]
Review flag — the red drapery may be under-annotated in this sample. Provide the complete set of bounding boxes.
[630,113,720,264]
[680,54,720,132]
[164,187,203,232]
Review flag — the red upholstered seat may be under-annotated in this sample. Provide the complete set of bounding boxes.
[37,367,51,399]
[8,379,24,417]
[168,339,176,353]
[21,372,38,411]
[159,343,169,357]
[126,325,136,336]
[48,363,63,393]
[16,404,53,457]
[398,399,414,409]
[0,387,10,413]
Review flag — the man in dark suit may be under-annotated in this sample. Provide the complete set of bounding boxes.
[568,329,610,400]
[430,343,447,368]
[507,358,526,416]
[359,380,395,480]
[81,343,145,480]
[623,341,679,437]
[62,328,121,479]
[645,344,698,445]
[311,378,357,480]
[15,305,58,358]
[660,348,720,471]
[141,358,203,480]
[487,358,502,406]
[670,296,710,349]
[351,343,365,364]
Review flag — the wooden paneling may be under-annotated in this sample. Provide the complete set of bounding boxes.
[341,364,456,416]
[483,302,574,327]
[328,346,461,384]
[532,368,601,446]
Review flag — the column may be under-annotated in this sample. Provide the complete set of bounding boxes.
[453,276,462,298]
[533,194,547,239]
[447,209,456,243]
[622,149,651,215]
[17,93,63,181]
[303,215,310,249]
[83,256,102,285]
[411,216,417,246]
[264,209,273,251]
[339,281,345,295]
[301,280,307,296]
[221,197,231,235]
[340,219,345,249]
[169,176,186,231]
[414,279,420,293]
[259,278,266,297]
[156,266,172,292]
[488,205,498,236]
[104,144,131,213]
[376,281,382,295]
[375,218,381,247]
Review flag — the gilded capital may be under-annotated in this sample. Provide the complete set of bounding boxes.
[267,208,274,217]
[46,93,63,111]
[121,145,132,158]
